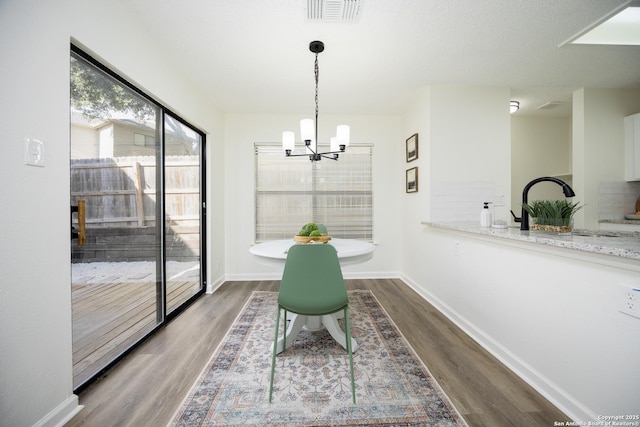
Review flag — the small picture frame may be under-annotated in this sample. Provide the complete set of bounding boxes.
[406,133,418,162]
[406,167,418,193]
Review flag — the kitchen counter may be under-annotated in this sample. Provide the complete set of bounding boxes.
[600,218,640,225]
[422,221,640,261]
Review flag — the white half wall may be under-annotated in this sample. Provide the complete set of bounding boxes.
[403,227,640,421]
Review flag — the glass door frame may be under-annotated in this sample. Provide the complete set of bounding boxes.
[162,109,208,320]
[71,44,207,393]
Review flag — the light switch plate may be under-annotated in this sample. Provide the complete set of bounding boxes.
[24,138,45,167]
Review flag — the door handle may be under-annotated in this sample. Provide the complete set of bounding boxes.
[71,200,86,245]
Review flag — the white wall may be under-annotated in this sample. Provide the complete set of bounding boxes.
[401,85,511,226]
[0,1,224,425]
[401,87,431,235]
[511,116,572,211]
[401,84,511,277]
[432,85,512,224]
[224,114,403,280]
[572,88,640,229]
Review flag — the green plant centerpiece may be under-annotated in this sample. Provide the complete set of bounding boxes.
[294,222,330,243]
[522,199,583,234]
[298,222,318,236]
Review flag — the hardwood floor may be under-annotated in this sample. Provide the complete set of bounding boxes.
[72,277,200,389]
[67,279,567,427]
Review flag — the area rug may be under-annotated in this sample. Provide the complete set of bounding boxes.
[169,290,467,426]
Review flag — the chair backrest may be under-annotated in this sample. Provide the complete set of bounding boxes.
[278,244,347,316]
[317,224,328,234]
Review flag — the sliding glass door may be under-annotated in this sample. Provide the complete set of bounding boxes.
[70,47,205,391]
[164,113,204,315]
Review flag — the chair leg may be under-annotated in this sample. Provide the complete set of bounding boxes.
[269,306,281,403]
[283,309,287,351]
[344,306,356,404]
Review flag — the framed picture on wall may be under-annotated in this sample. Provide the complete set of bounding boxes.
[406,133,418,162]
[406,167,418,193]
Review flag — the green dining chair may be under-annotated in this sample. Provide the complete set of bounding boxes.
[268,243,356,403]
[317,223,328,234]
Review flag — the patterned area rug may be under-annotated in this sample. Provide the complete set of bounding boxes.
[169,290,467,426]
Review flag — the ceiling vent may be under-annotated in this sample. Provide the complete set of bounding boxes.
[306,0,362,22]
[535,101,564,110]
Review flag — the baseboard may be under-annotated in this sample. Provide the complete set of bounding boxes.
[224,272,282,281]
[206,273,227,294]
[399,273,595,423]
[343,270,400,279]
[33,395,83,427]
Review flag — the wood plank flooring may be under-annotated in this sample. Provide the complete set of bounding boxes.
[72,278,201,388]
[67,279,568,427]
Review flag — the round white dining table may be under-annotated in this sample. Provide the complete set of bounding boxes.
[249,238,376,354]
[249,238,375,266]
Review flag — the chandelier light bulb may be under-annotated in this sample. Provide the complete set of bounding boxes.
[282,131,295,152]
[337,125,350,148]
[330,136,339,153]
[300,119,314,143]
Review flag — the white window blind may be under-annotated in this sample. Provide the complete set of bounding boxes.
[255,143,373,242]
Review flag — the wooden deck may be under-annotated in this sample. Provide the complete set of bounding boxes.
[72,272,201,389]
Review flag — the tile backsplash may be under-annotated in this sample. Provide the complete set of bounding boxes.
[599,181,640,220]
[431,181,495,222]
[430,180,640,223]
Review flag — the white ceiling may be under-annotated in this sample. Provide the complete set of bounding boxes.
[118,0,640,118]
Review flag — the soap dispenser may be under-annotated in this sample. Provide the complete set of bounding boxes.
[480,202,492,227]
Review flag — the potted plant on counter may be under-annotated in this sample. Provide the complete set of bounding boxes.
[522,199,583,234]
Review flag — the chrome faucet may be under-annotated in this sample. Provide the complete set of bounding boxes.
[510,177,576,231]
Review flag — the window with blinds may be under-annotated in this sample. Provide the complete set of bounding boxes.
[255,143,373,242]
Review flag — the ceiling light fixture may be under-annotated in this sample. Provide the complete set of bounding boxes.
[510,101,520,114]
[282,41,350,162]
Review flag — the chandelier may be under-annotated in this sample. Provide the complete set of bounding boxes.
[282,41,350,161]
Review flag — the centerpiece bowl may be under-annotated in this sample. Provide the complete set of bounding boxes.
[294,234,331,244]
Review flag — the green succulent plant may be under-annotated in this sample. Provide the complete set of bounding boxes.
[309,230,322,237]
[303,222,318,233]
[296,222,320,236]
[522,199,583,227]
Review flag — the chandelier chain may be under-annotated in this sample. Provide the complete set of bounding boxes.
[314,52,319,142]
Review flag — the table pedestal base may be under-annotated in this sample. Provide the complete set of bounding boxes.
[272,312,358,354]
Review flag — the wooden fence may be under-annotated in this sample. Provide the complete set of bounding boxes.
[71,156,200,227]
[71,156,201,262]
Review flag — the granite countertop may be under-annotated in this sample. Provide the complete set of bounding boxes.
[423,221,640,260]
[600,219,640,225]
